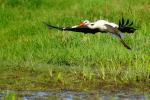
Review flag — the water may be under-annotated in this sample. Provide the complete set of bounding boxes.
[0,90,149,100]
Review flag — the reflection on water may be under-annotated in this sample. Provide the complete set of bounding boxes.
[0,90,149,100]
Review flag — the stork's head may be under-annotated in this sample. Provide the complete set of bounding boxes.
[79,20,90,26]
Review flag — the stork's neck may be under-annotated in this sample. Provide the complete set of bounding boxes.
[86,23,96,29]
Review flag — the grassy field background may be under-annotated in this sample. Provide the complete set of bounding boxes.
[0,0,150,91]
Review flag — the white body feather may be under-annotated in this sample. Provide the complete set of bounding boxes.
[90,20,118,30]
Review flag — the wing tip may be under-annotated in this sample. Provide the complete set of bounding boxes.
[43,22,63,30]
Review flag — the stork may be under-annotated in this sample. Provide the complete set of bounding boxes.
[44,18,136,50]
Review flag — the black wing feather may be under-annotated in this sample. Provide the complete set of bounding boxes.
[64,27,99,34]
[43,22,63,30]
[119,19,121,27]
[129,21,133,26]
[125,19,129,26]
[122,18,124,26]
[118,18,137,33]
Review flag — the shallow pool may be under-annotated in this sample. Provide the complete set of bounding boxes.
[0,90,149,100]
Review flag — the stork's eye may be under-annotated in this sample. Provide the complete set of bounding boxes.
[91,23,94,26]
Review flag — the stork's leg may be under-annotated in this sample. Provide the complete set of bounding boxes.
[111,32,131,50]
[120,39,131,50]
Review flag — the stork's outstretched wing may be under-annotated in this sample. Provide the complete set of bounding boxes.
[44,22,99,34]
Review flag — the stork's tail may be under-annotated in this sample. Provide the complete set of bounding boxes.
[43,22,63,31]
[118,18,137,33]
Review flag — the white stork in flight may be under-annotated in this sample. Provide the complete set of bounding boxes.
[44,18,136,50]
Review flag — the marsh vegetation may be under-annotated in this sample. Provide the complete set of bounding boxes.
[0,0,149,91]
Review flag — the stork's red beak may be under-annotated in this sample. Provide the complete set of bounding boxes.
[79,22,85,26]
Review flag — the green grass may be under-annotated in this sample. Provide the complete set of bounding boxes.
[0,0,150,91]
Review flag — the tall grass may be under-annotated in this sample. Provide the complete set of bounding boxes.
[0,0,149,91]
